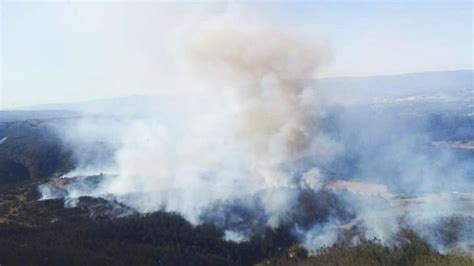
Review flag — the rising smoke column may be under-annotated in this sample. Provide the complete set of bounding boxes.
[40,11,473,253]
[55,17,332,228]
[180,19,331,228]
[185,20,329,183]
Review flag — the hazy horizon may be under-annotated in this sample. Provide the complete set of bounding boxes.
[0,1,473,260]
[2,68,470,111]
[1,1,472,108]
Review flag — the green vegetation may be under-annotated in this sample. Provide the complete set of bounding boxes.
[0,180,297,265]
[0,180,472,266]
[0,115,472,265]
[259,232,473,266]
[0,120,74,183]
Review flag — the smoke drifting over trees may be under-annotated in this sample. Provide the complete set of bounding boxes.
[36,11,473,254]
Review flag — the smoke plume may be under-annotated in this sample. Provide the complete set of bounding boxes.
[40,12,473,253]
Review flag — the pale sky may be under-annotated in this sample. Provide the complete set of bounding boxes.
[1,1,472,108]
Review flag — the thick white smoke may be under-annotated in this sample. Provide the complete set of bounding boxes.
[40,12,473,253]
[51,16,332,227]
[186,22,327,164]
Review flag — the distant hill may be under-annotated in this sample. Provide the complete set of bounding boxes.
[11,70,472,115]
[0,120,74,183]
[0,70,471,184]
[14,94,180,117]
[317,70,472,96]
[0,110,79,123]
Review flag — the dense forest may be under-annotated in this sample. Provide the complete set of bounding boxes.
[0,114,472,265]
[0,178,472,265]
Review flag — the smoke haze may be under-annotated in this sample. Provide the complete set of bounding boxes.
[38,11,473,253]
